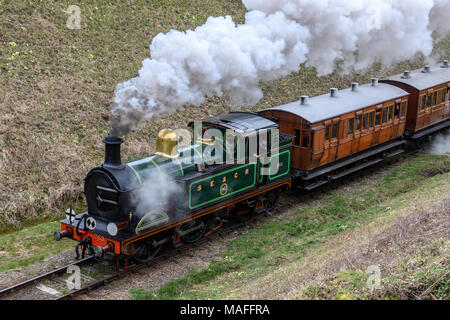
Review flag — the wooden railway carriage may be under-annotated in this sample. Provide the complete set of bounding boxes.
[259,80,410,190]
[380,62,450,143]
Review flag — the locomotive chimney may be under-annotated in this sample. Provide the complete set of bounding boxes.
[103,135,124,168]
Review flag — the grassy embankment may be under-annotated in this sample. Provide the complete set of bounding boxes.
[131,153,450,300]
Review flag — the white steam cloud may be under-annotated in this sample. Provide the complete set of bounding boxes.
[110,0,450,136]
[132,170,181,219]
[428,129,450,155]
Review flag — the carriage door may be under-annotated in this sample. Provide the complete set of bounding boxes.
[372,104,383,146]
[392,100,401,137]
[423,90,433,127]
[328,118,340,162]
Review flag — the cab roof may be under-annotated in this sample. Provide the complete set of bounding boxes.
[189,112,278,134]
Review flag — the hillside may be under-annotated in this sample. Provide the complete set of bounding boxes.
[0,0,449,233]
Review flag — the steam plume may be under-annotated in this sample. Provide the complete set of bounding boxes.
[110,0,449,136]
[428,129,450,155]
[132,169,181,219]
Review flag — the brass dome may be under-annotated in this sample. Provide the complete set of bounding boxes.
[155,129,179,158]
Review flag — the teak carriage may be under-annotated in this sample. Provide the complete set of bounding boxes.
[380,63,450,141]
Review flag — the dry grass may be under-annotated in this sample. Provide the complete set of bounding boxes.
[0,0,449,232]
[221,173,450,300]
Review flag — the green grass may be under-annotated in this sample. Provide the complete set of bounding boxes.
[0,221,74,271]
[131,153,449,299]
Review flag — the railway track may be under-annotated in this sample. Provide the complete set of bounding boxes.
[0,152,410,300]
[0,222,248,300]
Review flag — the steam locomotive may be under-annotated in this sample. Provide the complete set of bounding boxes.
[55,62,449,266]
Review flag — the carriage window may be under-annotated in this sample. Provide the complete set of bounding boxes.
[325,125,330,141]
[363,114,368,129]
[394,103,400,118]
[302,131,309,148]
[294,129,300,146]
[432,92,437,106]
[401,102,406,117]
[348,118,354,135]
[443,89,447,103]
[355,116,361,131]
[369,112,374,128]
[332,124,338,139]
[420,95,426,110]
[388,105,393,121]
[375,111,381,126]
[382,108,387,123]
[427,94,432,107]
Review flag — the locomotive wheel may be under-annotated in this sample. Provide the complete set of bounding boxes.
[180,220,206,243]
[133,240,161,263]
[264,191,280,212]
